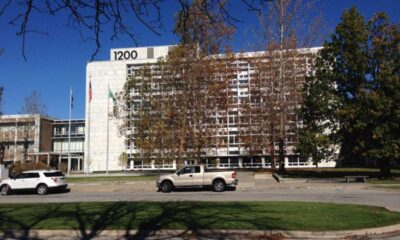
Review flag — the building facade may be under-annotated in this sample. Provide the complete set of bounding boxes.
[85,45,337,172]
[85,46,173,172]
[0,114,85,172]
[0,114,53,164]
[52,119,85,171]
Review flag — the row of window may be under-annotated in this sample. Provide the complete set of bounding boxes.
[53,140,84,152]
[53,125,85,136]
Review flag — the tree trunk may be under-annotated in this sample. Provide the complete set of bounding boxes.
[379,158,392,179]
[278,137,285,173]
[0,144,4,165]
[270,123,276,170]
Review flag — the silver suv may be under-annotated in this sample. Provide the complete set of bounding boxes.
[0,170,68,195]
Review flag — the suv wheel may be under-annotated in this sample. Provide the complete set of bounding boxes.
[37,184,48,195]
[1,185,11,196]
[160,181,173,193]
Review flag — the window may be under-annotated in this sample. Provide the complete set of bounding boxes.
[15,173,27,179]
[15,172,39,179]
[27,173,40,178]
[44,172,64,177]
[194,166,201,173]
[178,166,194,174]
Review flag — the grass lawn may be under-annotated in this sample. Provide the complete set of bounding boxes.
[372,185,400,190]
[368,179,400,184]
[1,202,400,231]
[280,168,400,180]
[367,178,400,190]
[66,175,156,183]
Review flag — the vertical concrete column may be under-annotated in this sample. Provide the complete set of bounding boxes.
[284,156,289,168]
[47,153,50,166]
[130,160,133,169]
[238,157,243,168]
[261,157,265,168]
[151,160,155,169]
[173,160,177,169]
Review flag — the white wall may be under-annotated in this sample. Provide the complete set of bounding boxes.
[85,46,171,171]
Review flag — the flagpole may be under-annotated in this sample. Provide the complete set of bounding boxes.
[106,84,110,175]
[67,87,72,175]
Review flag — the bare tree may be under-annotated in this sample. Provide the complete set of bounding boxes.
[20,90,48,116]
[0,0,248,61]
[19,90,48,162]
[0,87,4,164]
[0,86,3,115]
[244,0,324,169]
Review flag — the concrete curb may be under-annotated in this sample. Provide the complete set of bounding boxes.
[2,224,400,239]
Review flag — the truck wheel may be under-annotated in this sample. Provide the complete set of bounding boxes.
[213,179,226,192]
[160,181,173,193]
[37,184,48,195]
[1,185,11,196]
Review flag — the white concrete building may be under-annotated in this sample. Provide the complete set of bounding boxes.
[85,46,174,172]
[85,45,337,172]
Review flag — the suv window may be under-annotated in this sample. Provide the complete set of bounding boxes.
[14,173,27,179]
[44,172,64,177]
[194,166,201,173]
[26,173,40,178]
[14,173,39,179]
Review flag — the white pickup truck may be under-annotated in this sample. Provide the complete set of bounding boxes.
[156,165,238,193]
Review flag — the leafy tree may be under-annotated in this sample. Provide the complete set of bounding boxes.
[116,0,235,167]
[118,152,128,171]
[297,47,339,166]
[299,7,400,177]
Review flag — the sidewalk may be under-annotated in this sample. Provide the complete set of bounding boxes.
[67,172,389,193]
[3,224,400,240]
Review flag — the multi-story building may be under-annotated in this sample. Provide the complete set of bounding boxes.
[0,114,53,165]
[52,119,85,171]
[85,45,337,172]
[0,114,85,172]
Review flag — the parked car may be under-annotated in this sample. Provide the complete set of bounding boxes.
[0,170,68,195]
[156,165,238,193]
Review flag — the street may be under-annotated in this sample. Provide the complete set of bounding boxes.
[1,185,399,212]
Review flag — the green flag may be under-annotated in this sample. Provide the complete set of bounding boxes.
[108,88,116,103]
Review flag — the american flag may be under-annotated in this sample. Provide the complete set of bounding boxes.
[89,80,92,102]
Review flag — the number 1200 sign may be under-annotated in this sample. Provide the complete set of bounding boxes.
[114,50,138,60]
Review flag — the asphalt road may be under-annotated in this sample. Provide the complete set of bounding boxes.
[1,187,399,212]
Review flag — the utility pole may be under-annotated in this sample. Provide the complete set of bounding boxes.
[67,87,72,175]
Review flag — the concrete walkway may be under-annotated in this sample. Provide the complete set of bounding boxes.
[2,224,400,240]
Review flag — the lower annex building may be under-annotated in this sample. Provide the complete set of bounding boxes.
[0,115,85,172]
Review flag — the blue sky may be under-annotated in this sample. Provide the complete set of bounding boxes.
[0,0,399,120]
